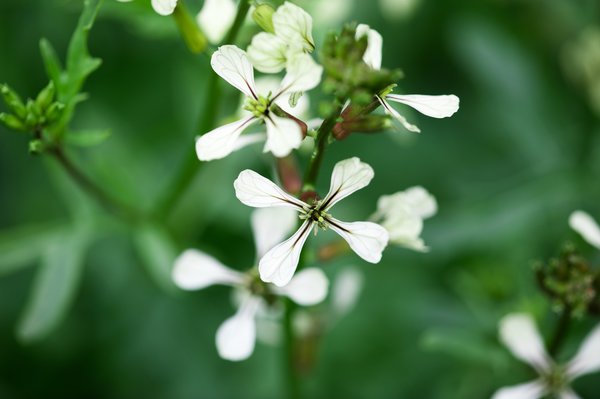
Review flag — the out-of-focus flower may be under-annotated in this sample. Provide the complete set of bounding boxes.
[234,157,389,287]
[196,0,237,44]
[151,0,178,16]
[378,0,421,21]
[569,210,600,249]
[492,313,600,399]
[356,24,459,133]
[172,207,329,361]
[195,45,322,160]
[371,186,437,251]
[247,2,315,73]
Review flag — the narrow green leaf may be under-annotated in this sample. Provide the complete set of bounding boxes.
[0,223,65,277]
[64,129,111,147]
[39,38,63,92]
[16,225,93,343]
[133,224,178,293]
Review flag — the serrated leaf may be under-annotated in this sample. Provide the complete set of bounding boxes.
[64,129,111,147]
[17,225,93,343]
[0,223,65,277]
[133,224,178,293]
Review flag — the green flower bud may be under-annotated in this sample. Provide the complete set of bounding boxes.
[35,81,55,112]
[1,84,27,119]
[172,3,208,54]
[0,112,26,131]
[28,139,46,154]
[252,3,275,33]
[45,102,65,122]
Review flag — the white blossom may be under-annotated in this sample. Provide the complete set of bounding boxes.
[371,186,437,251]
[569,210,600,249]
[493,313,600,399]
[196,0,237,44]
[234,157,389,287]
[151,0,178,16]
[196,45,322,161]
[356,24,459,133]
[247,2,315,73]
[172,207,329,361]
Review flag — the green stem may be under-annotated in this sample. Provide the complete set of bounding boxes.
[50,147,142,223]
[302,106,343,192]
[283,299,300,399]
[153,0,251,217]
[548,308,572,357]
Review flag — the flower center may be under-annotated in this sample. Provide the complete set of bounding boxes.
[299,200,331,232]
[543,366,569,394]
[244,95,272,118]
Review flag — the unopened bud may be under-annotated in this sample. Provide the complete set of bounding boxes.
[35,81,55,112]
[173,3,208,54]
[276,155,302,195]
[252,3,275,33]
[45,102,65,122]
[333,115,391,140]
[0,112,26,131]
[1,84,26,119]
[28,139,46,154]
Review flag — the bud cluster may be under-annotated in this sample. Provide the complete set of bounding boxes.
[535,245,599,318]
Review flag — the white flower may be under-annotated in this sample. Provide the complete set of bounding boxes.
[371,186,437,251]
[151,0,178,16]
[355,24,459,133]
[247,2,315,73]
[172,207,329,361]
[234,157,389,287]
[493,313,600,399]
[196,0,237,44]
[195,45,322,161]
[569,210,600,249]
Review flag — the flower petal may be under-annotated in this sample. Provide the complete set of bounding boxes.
[247,32,288,73]
[499,313,552,374]
[569,210,600,249]
[172,249,245,290]
[356,24,382,70]
[491,380,547,399]
[381,210,427,251]
[331,267,364,317]
[272,2,315,52]
[258,221,313,287]
[390,186,438,219]
[264,113,304,158]
[385,94,460,118]
[251,207,299,259]
[559,389,582,399]
[566,323,600,379]
[277,53,323,95]
[275,267,329,305]
[321,157,374,210]
[377,96,421,133]
[231,132,267,152]
[234,169,306,209]
[216,296,260,361]
[211,45,258,99]
[151,0,177,15]
[196,0,237,44]
[196,116,256,161]
[328,218,389,264]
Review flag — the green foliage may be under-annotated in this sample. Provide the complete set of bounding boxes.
[16,224,93,343]
[133,224,178,294]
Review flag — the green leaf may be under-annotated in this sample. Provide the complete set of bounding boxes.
[39,38,63,91]
[64,129,111,147]
[133,224,178,293]
[0,223,65,277]
[16,225,93,343]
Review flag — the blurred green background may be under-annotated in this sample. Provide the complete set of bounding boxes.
[1,0,600,398]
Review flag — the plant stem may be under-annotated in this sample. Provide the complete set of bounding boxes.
[153,0,251,217]
[50,147,142,223]
[548,308,572,357]
[283,299,300,399]
[302,106,343,192]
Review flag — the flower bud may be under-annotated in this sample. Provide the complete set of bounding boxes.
[28,139,46,154]
[0,112,26,131]
[45,102,65,122]
[333,115,392,140]
[252,3,275,33]
[35,81,55,112]
[276,154,302,195]
[173,3,208,54]
[1,84,26,119]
